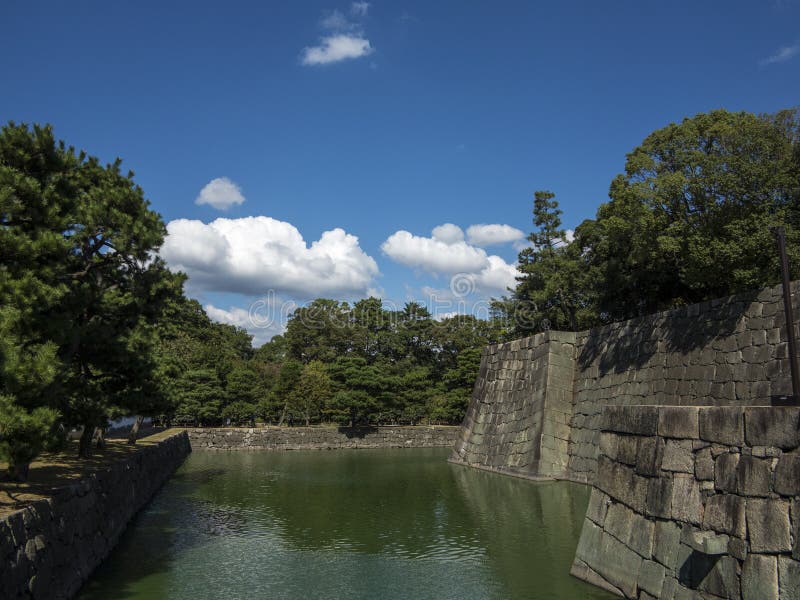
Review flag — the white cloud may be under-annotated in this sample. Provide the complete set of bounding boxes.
[195,177,246,210]
[381,230,487,273]
[350,2,370,16]
[466,224,525,246]
[474,255,519,293]
[760,43,800,66]
[161,216,379,298]
[431,223,464,244]
[301,34,373,66]
[382,224,520,297]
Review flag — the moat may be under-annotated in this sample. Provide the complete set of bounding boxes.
[78,448,614,600]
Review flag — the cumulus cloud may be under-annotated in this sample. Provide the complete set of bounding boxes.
[475,255,519,293]
[431,223,464,244]
[381,229,487,273]
[760,43,799,66]
[466,224,525,246]
[161,216,379,298]
[301,34,373,65]
[194,177,246,210]
[381,224,520,296]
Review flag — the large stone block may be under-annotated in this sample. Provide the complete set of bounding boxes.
[646,476,673,519]
[695,447,714,480]
[778,556,800,600]
[617,434,641,466]
[602,405,659,436]
[699,407,745,446]
[714,452,740,494]
[703,494,747,538]
[574,519,604,567]
[636,436,665,477]
[638,559,666,598]
[747,498,792,553]
[603,500,654,562]
[774,454,800,497]
[699,556,741,600]
[742,554,778,600]
[596,455,648,513]
[745,407,800,450]
[658,407,700,439]
[736,455,774,497]
[593,529,644,599]
[586,490,611,526]
[653,520,682,571]
[671,475,704,526]
[662,440,695,473]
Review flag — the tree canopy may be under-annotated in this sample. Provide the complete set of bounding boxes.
[504,108,800,335]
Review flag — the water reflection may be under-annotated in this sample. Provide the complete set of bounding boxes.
[79,449,613,600]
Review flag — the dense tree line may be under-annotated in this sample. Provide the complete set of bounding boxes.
[3,108,798,479]
[166,298,504,429]
[0,122,504,479]
[498,109,800,335]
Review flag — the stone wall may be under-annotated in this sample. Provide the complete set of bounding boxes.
[570,405,800,599]
[453,281,798,484]
[569,282,796,484]
[450,331,576,479]
[187,425,458,450]
[0,431,191,600]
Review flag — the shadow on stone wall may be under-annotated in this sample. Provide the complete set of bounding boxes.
[578,288,761,376]
[337,426,379,438]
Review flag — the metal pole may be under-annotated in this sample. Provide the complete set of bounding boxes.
[771,226,800,404]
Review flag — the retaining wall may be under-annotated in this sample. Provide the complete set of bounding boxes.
[570,405,800,599]
[0,431,191,600]
[451,281,798,484]
[187,425,459,450]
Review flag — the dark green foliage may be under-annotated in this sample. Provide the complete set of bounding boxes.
[173,369,225,426]
[506,108,800,335]
[277,304,505,426]
[0,122,184,462]
[0,396,61,480]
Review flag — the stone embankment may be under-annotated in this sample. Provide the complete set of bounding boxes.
[188,425,459,450]
[451,280,798,485]
[571,405,800,599]
[0,431,191,600]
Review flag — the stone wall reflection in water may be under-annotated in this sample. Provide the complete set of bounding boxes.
[79,449,614,600]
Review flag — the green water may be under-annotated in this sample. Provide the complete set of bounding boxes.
[79,448,614,600]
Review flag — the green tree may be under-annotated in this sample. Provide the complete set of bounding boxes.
[56,152,182,455]
[591,108,800,319]
[269,360,303,425]
[512,191,594,334]
[173,369,226,426]
[0,396,61,480]
[289,361,333,425]
[508,108,800,333]
[326,357,387,426]
[0,124,76,473]
[285,299,350,363]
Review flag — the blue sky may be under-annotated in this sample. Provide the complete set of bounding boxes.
[2,0,799,344]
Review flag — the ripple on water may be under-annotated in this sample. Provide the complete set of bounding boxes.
[78,448,616,600]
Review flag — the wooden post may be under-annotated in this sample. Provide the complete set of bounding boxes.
[771,226,800,404]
